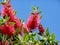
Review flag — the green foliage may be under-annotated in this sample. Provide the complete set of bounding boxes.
[0,18,4,26]
[46,27,50,36]
[14,10,17,15]
[9,22,15,25]
[39,11,42,14]
[32,6,36,11]
[0,33,3,41]
[0,30,58,45]
[5,15,10,21]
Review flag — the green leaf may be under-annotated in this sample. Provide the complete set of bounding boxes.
[51,33,56,40]
[46,27,50,36]
[36,6,39,10]
[47,35,51,42]
[9,22,15,25]
[35,42,39,45]
[0,19,3,22]
[17,34,23,42]
[0,2,5,5]
[31,33,36,42]
[38,35,41,40]
[51,40,54,45]
[21,20,24,23]
[2,34,7,40]
[24,28,27,34]
[0,18,4,26]
[5,15,10,21]
[0,33,3,41]
[55,40,59,45]
[14,10,17,15]
[39,11,42,14]
[24,34,29,42]
[16,25,22,33]
[40,15,42,19]
[14,44,18,45]
[32,6,36,11]
[40,42,45,45]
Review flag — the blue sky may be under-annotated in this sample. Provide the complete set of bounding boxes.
[0,0,60,44]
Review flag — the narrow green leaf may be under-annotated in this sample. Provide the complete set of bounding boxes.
[36,6,39,10]
[0,18,4,25]
[16,25,22,33]
[55,40,59,45]
[9,22,15,25]
[46,27,50,36]
[5,15,10,21]
[51,40,54,45]
[0,19,3,22]
[24,34,29,42]
[14,44,18,45]
[39,11,42,14]
[32,6,36,11]
[0,2,5,5]
[0,33,3,41]
[51,33,56,40]
[17,34,23,42]
[40,15,42,19]
[47,35,51,42]
[14,10,17,15]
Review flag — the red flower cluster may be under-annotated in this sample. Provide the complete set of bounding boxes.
[1,23,15,36]
[38,24,45,34]
[26,11,44,34]
[0,0,45,36]
[27,12,40,30]
[23,24,29,33]
[1,1,21,36]
[2,1,21,28]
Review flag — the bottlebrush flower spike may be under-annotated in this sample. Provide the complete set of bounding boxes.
[20,23,29,35]
[23,24,29,33]
[1,23,15,36]
[38,24,45,34]
[27,11,40,30]
[2,1,12,17]
[0,42,2,45]
[2,1,16,20]
[1,25,7,34]
[2,1,22,28]
[12,17,22,28]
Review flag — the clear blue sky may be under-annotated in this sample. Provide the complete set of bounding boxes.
[0,0,60,45]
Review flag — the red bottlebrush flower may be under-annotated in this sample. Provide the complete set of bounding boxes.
[9,17,22,29]
[1,25,7,34]
[38,24,45,34]
[1,23,15,36]
[27,12,40,30]
[2,2,12,17]
[2,1,15,20]
[6,25,15,36]
[23,24,29,33]
[2,1,22,29]
[20,23,29,35]
[0,42,2,45]
[13,17,22,28]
